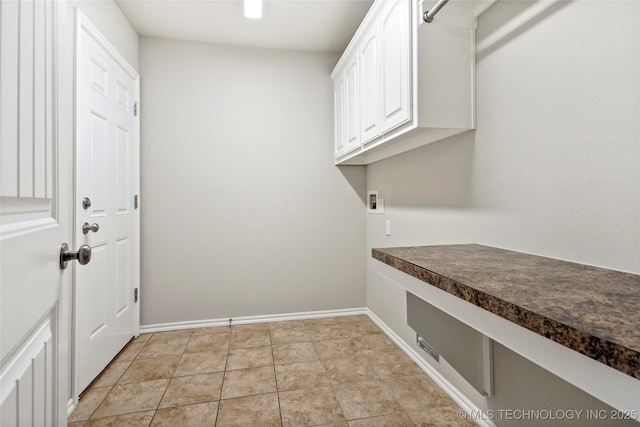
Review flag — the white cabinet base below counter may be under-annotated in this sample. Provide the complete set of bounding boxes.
[370,261,640,419]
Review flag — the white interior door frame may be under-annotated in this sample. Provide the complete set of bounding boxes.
[72,9,140,401]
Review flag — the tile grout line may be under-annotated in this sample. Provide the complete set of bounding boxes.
[319,322,351,425]
[148,329,193,426]
[213,323,233,426]
[79,383,115,424]
[79,333,154,424]
[268,324,285,427]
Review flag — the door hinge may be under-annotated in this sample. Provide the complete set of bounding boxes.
[134,288,139,303]
[134,194,139,210]
[134,101,138,117]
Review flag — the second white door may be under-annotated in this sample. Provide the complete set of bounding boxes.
[75,11,140,393]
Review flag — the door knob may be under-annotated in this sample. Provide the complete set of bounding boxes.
[60,243,92,270]
[82,222,100,234]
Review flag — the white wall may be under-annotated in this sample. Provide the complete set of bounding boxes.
[139,38,366,326]
[367,0,639,422]
[369,0,639,273]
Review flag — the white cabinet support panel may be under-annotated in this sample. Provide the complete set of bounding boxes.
[407,291,494,397]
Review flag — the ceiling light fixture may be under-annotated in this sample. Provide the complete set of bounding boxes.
[244,0,263,19]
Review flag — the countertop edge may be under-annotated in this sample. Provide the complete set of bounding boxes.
[371,248,640,380]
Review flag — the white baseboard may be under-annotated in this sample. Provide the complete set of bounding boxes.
[140,307,367,334]
[67,398,75,416]
[366,309,496,427]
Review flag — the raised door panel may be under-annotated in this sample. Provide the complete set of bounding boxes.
[380,0,411,132]
[359,24,381,144]
[333,75,346,157]
[344,55,360,152]
[1,0,54,199]
[0,318,54,427]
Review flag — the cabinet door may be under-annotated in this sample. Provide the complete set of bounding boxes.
[344,54,360,152]
[380,0,411,132]
[359,24,381,144]
[333,74,346,157]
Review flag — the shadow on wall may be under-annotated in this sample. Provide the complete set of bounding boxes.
[477,0,571,61]
[367,131,475,209]
[337,165,368,205]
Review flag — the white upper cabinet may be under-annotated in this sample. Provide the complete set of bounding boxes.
[344,53,360,153]
[359,23,381,144]
[331,0,497,165]
[379,0,411,133]
[333,74,345,157]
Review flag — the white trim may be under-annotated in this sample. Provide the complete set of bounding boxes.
[140,307,367,334]
[366,308,495,427]
[67,399,75,417]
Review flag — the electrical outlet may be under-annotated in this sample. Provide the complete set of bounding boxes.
[385,220,391,236]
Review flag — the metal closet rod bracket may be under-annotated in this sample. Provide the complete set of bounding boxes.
[423,0,450,23]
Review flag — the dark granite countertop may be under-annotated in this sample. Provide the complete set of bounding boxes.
[372,244,640,380]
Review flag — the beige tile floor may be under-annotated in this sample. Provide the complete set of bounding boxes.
[68,315,474,426]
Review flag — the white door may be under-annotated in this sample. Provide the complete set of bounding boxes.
[380,0,411,133]
[1,0,69,425]
[359,23,381,144]
[75,12,140,393]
